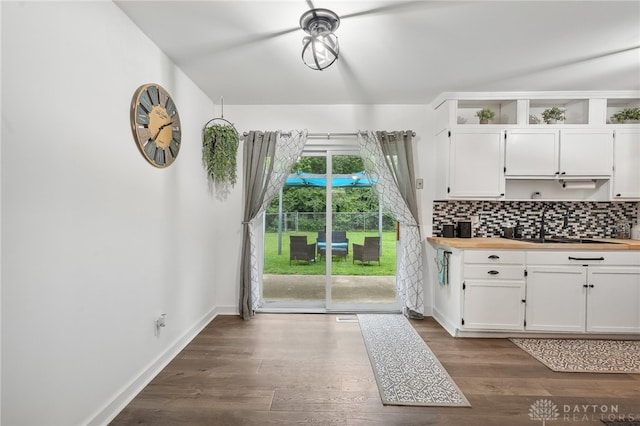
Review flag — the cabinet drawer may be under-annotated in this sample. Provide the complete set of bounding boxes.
[464,250,525,265]
[464,265,524,280]
[526,251,640,266]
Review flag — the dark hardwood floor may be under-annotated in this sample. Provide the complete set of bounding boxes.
[111,314,640,425]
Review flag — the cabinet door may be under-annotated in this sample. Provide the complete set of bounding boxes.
[586,266,640,333]
[525,266,586,332]
[505,129,559,177]
[612,129,640,200]
[462,280,525,330]
[435,130,451,200]
[449,130,504,198]
[559,130,614,176]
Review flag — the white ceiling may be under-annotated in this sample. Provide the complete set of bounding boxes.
[116,0,640,105]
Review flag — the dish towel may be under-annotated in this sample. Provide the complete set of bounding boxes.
[435,248,449,286]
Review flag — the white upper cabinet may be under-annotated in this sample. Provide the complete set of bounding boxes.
[448,129,505,198]
[432,91,639,201]
[612,129,640,200]
[505,129,613,179]
[558,129,613,177]
[505,129,559,177]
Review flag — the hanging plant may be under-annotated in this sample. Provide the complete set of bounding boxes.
[202,123,239,185]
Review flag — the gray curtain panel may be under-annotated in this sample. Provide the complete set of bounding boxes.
[358,130,424,318]
[239,130,307,319]
[376,131,420,224]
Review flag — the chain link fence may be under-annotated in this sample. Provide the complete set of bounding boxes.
[265,212,396,233]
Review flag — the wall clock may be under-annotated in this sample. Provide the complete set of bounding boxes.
[130,83,182,168]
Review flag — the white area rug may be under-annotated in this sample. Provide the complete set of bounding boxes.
[358,314,471,407]
[511,338,640,373]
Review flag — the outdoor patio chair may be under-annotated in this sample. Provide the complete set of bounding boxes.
[289,235,316,265]
[353,236,381,266]
[316,230,349,259]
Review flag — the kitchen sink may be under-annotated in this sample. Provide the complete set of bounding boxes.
[505,237,622,244]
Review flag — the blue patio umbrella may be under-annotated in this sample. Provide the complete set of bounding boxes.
[275,171,382,255]
[285,171,377,188]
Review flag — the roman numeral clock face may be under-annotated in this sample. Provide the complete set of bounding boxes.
[130,83,182,168]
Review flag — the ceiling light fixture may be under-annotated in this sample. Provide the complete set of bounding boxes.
[300,8,340,71]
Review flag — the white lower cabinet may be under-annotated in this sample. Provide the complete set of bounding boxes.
[525,266,586,332]
[463,280,525,330]
[461,250,525,331]
[445,248,640,335]
[586,267,640,333]
[525,251,640,334]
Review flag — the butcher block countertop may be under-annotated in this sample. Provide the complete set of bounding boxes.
[427,237,640,250]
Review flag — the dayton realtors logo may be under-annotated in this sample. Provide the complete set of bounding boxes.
[529,399,559,425]
[529,399,639,423]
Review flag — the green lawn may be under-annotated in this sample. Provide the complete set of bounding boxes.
[263,231,396,276]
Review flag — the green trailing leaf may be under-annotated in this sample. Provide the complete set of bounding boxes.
[202,124,239,185]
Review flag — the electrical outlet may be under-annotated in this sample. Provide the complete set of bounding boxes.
[471,215,480,227]
[415,178,424,189]
[155,313,167,336]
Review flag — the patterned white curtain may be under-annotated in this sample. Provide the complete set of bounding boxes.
[240,130,307,319]
[358,130,424,318]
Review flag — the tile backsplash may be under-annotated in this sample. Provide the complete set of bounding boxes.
[433,201,638,239]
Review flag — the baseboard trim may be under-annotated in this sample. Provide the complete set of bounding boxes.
[87,306,225,426]
[214,305,239,315]
[432,307,459,337]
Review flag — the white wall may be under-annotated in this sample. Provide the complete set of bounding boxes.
[1,2,234,425]
[1,3,439,425]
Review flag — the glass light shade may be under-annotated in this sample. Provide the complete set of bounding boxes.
[301,33,339,71]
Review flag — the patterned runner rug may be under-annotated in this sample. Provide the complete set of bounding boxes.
[357,314,471,407]
[510,338,640,373]
[601,420,640,426]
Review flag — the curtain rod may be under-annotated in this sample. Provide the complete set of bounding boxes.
[241,131,416,139]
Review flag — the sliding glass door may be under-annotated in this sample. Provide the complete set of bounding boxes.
[260,140,400,312]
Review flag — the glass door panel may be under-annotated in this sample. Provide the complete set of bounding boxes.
[261,154,326,310]
[327,153,399,311]
[260,148,399,312]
